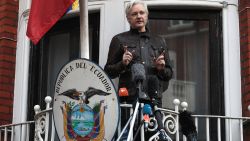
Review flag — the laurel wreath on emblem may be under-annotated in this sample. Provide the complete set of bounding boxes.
[58,87,111,141]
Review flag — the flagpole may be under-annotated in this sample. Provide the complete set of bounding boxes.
[79,0,89,59]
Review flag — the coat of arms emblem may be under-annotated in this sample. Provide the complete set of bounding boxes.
[53,59,119,141]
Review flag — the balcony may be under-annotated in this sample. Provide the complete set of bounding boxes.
[0,96,250,141]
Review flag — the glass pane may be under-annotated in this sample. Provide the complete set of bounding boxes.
[149,19,210,115]
[47,33,71,97]
[45,13,100,98]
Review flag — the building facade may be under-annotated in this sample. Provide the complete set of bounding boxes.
[1,0,250,140]
[239,0,250,140]
[0,0,18,125]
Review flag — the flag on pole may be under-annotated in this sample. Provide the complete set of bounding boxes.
[26,0,76,45]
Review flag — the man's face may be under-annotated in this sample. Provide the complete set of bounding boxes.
[127,4,148,32]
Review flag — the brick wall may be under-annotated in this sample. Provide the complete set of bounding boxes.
[0,0,18,125]
[239,0,250,140]
[240,3,250,118]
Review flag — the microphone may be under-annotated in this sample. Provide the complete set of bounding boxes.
[119,88,129,97]
[131,63,150,101]
[147,75,159,99]
[143,104,153,131]
[131,63,146,84]
[179,110,197,139]
[143,104,153,116]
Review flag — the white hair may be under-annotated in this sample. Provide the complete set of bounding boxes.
[125,0,148,16]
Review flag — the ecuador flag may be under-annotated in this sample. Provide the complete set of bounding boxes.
[26,0,76,45]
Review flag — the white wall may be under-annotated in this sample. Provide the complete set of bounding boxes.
[222,0,242,140]
[97,0,129,67]
[13,0,31,124]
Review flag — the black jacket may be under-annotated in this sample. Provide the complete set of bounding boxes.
[104,28,173,103]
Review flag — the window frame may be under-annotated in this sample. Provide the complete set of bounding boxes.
[149,9,224,116]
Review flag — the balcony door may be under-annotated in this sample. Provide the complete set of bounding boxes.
[148,9,224,140]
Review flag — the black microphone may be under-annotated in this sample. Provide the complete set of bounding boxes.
[131,63,146,84]
[147,75,159,99]
[147,75,168,134]
[131,63,150,101]
[179,110,198,140]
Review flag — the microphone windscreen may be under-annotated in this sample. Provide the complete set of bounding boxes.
[131,63,146,82]
[119,88,129,97]
[147,75,159,98]
[179,111,197,136]
[143,104,153,115]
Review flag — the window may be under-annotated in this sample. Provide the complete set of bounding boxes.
[148,9,224,140]
[168,20,194,30]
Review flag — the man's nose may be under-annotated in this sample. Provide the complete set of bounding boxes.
[136,13,142,18]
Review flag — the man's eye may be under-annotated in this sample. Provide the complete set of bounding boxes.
[131,13,137,16]
[139,11,145,15]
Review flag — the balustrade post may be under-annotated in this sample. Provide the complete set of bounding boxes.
[4,127,7,141]
[181,101,188,141]
[173,99,180,141]
[34,105,41,115]
[180,101,188,111]
[34,104,42,141]
[33,96,52,141]
[44,96,52,141]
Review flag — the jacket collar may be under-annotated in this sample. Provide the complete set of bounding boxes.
[129,27,150,38]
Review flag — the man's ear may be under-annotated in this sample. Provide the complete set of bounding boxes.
[126,16,131,24]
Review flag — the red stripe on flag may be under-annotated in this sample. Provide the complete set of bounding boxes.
[26,0,76,45]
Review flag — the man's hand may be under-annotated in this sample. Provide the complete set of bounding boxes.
[154,53,165,70]
[122,46,133,66]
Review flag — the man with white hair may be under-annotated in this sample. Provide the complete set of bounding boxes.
[105,0,173,140]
